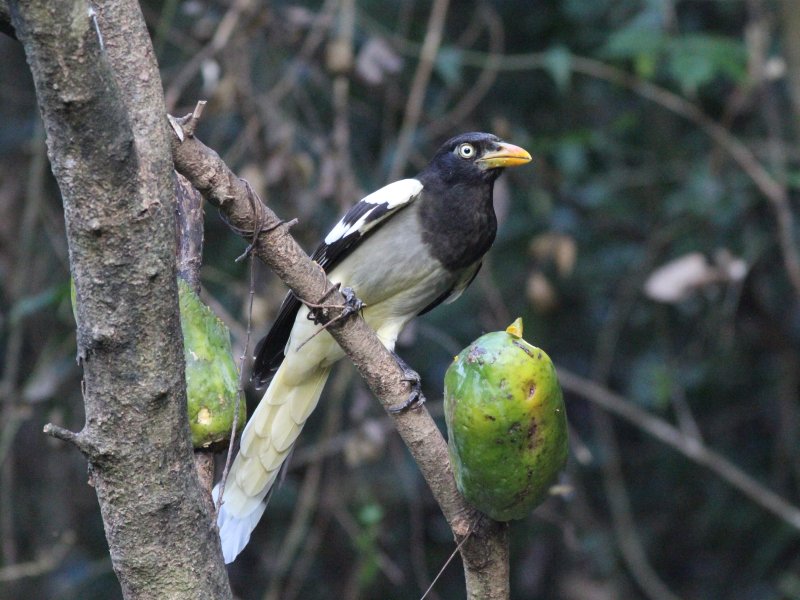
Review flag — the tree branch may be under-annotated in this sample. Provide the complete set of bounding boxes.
[558,368,800,531]
[170,107,510,599]
[8,0,230,597]
[0,531,75,582]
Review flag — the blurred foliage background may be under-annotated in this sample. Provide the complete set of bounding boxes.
[2,0,800,598]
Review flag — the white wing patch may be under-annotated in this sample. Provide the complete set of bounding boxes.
[324,178,423,245]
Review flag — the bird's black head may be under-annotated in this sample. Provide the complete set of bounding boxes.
[420,132,532,187]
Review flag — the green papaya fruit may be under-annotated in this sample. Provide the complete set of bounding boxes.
[178,278,245,449]
[71,277,245,448]
[444,318,568,521]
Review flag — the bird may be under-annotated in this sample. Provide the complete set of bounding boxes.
[212,131,532,563]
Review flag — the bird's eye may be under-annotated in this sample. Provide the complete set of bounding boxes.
[457,143,476,159]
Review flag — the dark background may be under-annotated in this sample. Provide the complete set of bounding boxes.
[1,0,799,598]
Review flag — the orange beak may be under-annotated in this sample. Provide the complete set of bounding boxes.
[477,142,532,169]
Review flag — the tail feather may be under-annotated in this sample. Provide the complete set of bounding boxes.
[269,405,302,451]
[213,483,269,564]
[234,455,275,496]
[257,444,286,472]
[215,364,330,563]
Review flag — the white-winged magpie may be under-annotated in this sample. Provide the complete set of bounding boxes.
[213,132,532,563]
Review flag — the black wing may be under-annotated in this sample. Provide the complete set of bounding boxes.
[251,179,423,386]
[251,291,302,387]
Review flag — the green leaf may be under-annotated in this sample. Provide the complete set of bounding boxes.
[435,46,463,88]
[357,503,383,526]
[541,46,573,92]
[602,26,667,78]
[666,35,747,94]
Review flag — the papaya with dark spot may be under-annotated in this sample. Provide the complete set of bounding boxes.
[444,318,568,520]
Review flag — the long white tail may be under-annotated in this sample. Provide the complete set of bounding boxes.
[213,363,330,563]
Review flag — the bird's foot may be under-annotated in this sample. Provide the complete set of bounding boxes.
[297,286,365,351]
[388,352,426,413]
[305,284,364,326]
[338,287,364,319]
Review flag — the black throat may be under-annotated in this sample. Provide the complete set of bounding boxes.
[416,171,498,271]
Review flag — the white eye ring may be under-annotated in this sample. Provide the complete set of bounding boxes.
[457,143,475,159]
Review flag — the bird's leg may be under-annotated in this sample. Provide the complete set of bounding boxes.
[388,351,426,413]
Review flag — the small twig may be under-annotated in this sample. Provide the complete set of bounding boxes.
[164,0,252,110]
[184,101,206,138]
[0,530,76,582]
[420,523,478,600]
[234,220,296,262]
[426,4,504,139]
[295,310,351,351]
[87,5,104,51]
[42,423,96,458]
[301,276,341,312]
[167,100,207,143]
[216,252,256,512]
[215,178,294,262]
[42,422,78,445]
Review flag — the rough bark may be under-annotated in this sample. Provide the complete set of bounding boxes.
[175,173,205,292]
[8,1,230,598]
[170,110,510,598]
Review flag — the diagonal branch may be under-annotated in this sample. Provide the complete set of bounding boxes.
[170,106,510,599]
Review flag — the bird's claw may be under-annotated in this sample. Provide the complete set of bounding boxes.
[306,285,364,325]
[388,352,426,413]
[388,387,426,413]
[296,287,365,352]
[339,287,364,319]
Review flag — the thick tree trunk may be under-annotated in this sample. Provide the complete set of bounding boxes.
[8,1,230,598]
